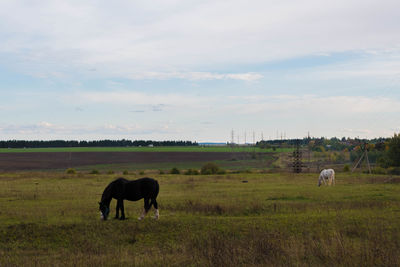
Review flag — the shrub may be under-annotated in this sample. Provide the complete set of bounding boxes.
[201,163,221,175]
[372,167,387,175]
[139,171,145,175]
[388,167,400,175]
[90,169,99,174]
[170,167,180,174]
[217,169,227,174]
[123,170,129,175]
[377,156,390,168]
[66,168,76,174]
[107,170,115,174]
[159,170,165,175]
[343,164,350,172]
[184,169,200,175]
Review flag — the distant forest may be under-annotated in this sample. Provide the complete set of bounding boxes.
[256,137,389,151]
[0,140,198,148]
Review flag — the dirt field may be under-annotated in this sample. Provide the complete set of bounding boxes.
[0,152,261,171]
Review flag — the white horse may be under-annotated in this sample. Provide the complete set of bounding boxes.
[318,169,335,186]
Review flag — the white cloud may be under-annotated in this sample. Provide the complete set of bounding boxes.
[1,93,398,140]
[126,71,263,81]
[0,0,399,79]
[224,95,400,115]
[0,121,181,140]
[76,91,208,107]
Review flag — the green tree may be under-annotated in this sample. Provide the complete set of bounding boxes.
[387,133,400,167]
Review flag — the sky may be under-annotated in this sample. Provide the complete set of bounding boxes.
[0,0,400,142]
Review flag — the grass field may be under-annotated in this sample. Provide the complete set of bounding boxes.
[0,146,292,153]
[1,171,399,266]
[70,154,278,173]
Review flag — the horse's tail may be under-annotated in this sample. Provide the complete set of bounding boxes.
[154,180,159,197]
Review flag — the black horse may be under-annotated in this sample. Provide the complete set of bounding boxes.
[99,177,159,220]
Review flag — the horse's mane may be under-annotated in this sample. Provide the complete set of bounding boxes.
[101,182,113,205]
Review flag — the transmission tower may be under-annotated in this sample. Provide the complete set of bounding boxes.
[292,139,303,173]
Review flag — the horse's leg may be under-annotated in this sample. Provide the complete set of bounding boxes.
[115,199,121,219]
[152,198,159,219]
[119,200,125,220]
[138,198,150,220]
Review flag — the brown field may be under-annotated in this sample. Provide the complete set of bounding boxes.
[0,152,260,171]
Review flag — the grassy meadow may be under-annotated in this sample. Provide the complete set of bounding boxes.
[1,171,400,266]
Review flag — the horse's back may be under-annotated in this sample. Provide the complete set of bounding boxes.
[125,177,159,201]
[321,169,334,177]
[326,169,335,177]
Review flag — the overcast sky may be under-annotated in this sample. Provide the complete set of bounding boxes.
[1,0,399,142]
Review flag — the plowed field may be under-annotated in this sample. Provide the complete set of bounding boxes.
[0,152,257,171]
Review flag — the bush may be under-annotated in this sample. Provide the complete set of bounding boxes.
[66,168,76,174]
[377,156,390,168]
[388,167,400,175]
[217,169,227,174]
[139,171,145,175]
[170,167,180,174]
[201,163,222,175]
[90,169,99,174]
[159,170,165,175]
[372,167,387,174]
[123,170,129,175]
[343,164,350,172]
[184,169,200,175]
[107,170,115,174]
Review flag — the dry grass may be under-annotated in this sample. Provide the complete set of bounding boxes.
[0,171,400,266]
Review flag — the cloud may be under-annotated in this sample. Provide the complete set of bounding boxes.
[125,71,263,81]
[76,91,210,107]
[289,53,400,80]
[224,95,400,115]
[1,0,399,79]
[0,121,181,139]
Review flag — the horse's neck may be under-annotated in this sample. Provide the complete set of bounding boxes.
[101,186,113,206]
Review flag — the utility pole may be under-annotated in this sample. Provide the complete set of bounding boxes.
[352,143,372,174]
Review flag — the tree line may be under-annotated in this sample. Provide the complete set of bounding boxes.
[0,139,198,148]
[257,135,400,169]
[257,136,388,152]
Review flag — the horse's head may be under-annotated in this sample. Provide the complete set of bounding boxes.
[99,202,110,220]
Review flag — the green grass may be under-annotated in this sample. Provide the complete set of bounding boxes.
[68,154,276,174]
[1,172,399,266]
[0,146,292,153]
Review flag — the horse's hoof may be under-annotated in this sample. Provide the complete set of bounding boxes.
[119,217,125,220]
